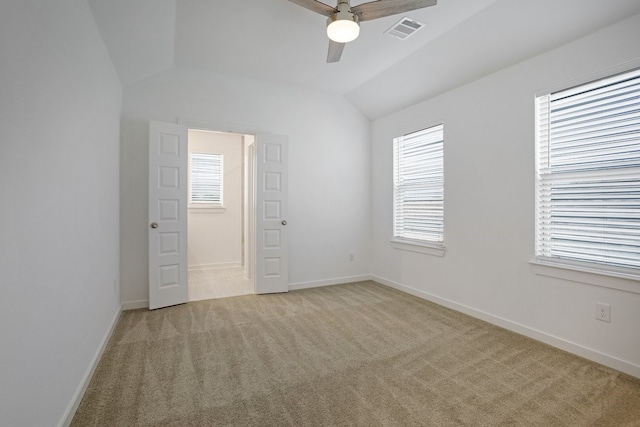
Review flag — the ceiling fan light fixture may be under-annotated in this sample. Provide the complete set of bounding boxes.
[327,19,360,43]
[326,9,360,43]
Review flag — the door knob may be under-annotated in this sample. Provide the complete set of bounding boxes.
[281,220,287,226]
[150,222,158,229]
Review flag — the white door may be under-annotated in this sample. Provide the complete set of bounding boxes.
[148,121,188,310]
[255,134,289,294]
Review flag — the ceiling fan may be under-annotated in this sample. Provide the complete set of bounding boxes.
[288,0,437,63]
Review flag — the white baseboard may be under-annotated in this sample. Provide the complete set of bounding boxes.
[372,275,640,379]
[121,299,148,310]
[289,275,373,291]
[188,262,241,271]
[59,306,122,427]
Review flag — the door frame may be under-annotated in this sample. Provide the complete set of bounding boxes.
[244,138,256,282]
[178,119,289,296]
[181,120,256,295]
[178,118,260,294]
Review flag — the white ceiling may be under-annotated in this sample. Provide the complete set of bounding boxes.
[88,0,640,119]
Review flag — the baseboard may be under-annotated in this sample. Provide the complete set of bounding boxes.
[59,306,122,427]
[372,275,640,379]
[289,275,373,291]
[188,262,241,271]
[122,275,373,308]
[121,299,148,310]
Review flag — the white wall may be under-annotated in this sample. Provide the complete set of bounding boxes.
[0,1,122,426]
[188,130,243,269]
[120,67,371,307]
[370,14,640,377]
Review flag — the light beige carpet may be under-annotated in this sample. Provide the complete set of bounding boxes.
[188,266,254,302]
[72,281,640,426]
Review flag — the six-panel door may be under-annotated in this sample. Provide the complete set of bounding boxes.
[148,121,189,310]
[255,134,289,294]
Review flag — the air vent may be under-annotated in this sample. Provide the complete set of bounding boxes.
[384,17,425,40]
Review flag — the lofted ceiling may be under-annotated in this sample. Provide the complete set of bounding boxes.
[88,0,640,119]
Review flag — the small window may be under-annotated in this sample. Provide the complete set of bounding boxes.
[190,153,223,205]
[535,68,640,274]
[393,124,444,245]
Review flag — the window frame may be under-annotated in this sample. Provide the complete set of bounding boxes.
[391,123,445,255]
[189,152,224,209]
[533,66,640,285]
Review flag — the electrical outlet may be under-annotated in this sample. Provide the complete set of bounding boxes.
[595,302,611,322]
[348,252,354,262]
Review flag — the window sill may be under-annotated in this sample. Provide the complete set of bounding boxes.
[188,205,226,214]
[530,259,640,295]
[391,239,446,257]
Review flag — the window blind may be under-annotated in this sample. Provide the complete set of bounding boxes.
[393,124,444,244]
[535,68,640,272]
[190,153,223,204]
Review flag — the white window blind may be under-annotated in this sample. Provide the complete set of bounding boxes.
[393,124,444,244]
[190,153,223,204]
[535,68,640,273]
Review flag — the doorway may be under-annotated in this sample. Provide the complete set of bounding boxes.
[186,129,255,301]
[148,121,289,309]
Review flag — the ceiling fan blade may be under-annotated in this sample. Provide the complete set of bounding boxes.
[327,40,345,63]
[352,0,437,21]
[288,0,336,17]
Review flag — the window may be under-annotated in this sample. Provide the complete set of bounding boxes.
[190,153,223,205]
[393,124,444,246]
[535,68,640,275]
